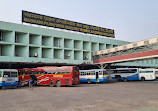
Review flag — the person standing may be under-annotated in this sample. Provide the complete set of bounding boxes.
[34,80,38,86]
[29,79,33,90]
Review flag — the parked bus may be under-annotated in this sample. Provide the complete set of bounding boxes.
[139,68,158,81]
[79,69,109,83]
[110,68,157,81]
[155,69,158,79]
[0,69,18,89]
[18,66,80,87]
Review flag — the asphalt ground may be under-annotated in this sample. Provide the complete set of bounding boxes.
[0,81,158,111]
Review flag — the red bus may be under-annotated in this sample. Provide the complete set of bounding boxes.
[18,66,80,87]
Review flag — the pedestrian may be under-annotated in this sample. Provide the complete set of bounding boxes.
[29,79,33,90]
[34,80,38,86]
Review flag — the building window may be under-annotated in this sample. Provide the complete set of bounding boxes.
[15,46,18,56]
[0,45,2,56]
[0,31,3,41]
[15,32,18,43]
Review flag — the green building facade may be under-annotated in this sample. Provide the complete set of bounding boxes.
[0,21,158,68]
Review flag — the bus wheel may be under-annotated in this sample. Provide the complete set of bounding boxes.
[56,81,61,87]
[141,77,145,81]
[124,78,128,82]
[49,80,54,87]
[87,79,91,84]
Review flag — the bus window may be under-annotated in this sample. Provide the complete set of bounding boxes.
[139,71,153,73]
[114,69,137,73]
[91,71,95,75]
[43,72,47,74]
[33,72,37,75]
[103,71,106,75]
[99,71,102,75]
[28,73,32,75]
[66,71,70,74]
[11,72,18,77]
[3,71,10,77]
[52,72,56,74]
[55,72,60,74]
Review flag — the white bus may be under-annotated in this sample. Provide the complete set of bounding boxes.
[79,69,109,83]
[139,68,158,81]
[110,68,157,81]
[155,70,158,79]
[0,69,18,89]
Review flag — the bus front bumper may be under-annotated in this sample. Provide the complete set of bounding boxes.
[0,82,18,86]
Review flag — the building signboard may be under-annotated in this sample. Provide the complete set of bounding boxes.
[22,10,115,38]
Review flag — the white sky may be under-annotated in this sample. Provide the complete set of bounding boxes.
[0,0,158,42]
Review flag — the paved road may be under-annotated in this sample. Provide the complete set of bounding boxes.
[0,81,158,111]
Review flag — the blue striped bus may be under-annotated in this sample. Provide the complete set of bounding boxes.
[110,68,157,81]
[0,69,18,89]
[79,69,109,83]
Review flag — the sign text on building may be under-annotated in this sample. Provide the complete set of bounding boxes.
[22,10,115,38]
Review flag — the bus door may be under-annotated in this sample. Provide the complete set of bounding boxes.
[95,72,99,82]
[0,71,2,86]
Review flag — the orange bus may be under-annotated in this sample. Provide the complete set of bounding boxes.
[18,66,80,87]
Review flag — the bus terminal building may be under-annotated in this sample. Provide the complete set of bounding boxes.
[0,20,158,69]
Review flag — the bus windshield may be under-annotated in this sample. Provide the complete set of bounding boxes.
[3,71,10,78]
[11,72,18,77]
[3,71,18,78]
